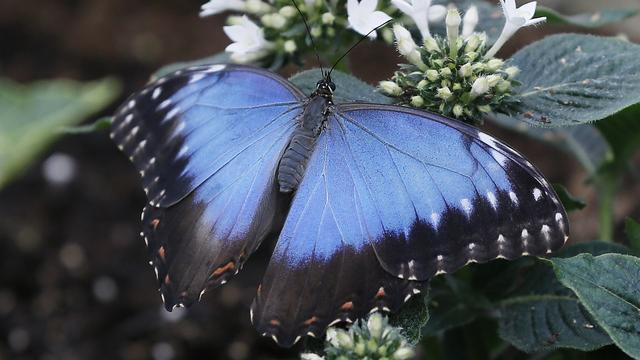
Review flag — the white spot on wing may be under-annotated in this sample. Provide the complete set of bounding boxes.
[430,212,440,227]
[206,64,226,72]
[158,99,171,110]
[165,107,181,122]
[541,224,551,241]
[487,191,498,209]
[509,191,518,205]
[533,188,542,201]
[491,149,509,166]
[555,213,563,221]
[189,73,206,83]
[152,87,162,99]
[460,198,473,216]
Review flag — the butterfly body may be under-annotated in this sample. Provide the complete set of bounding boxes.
[110,64,569,347]
[278,85,333,193]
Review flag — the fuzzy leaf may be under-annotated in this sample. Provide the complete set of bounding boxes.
[289,69,393,104]
[553,183,586,212]
[596,103,640,171]
[626,218,640,253]
[497,242,629,353]
[536,6,639,28]
[551,253,640,358]
[0,77,120,189]
[505,34,640,127]
[489,115,612,174]
[389,292,430,345]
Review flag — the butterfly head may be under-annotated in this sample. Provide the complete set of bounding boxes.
[314,77,336,98]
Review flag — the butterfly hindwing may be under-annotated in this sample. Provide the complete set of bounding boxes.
[252,103,568,345]
[252,130,427,346]
[111,65,305,309]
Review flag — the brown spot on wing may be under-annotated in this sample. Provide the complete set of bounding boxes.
[158,246,166,261]
[340,301,353,311]
[211,261,235,278]
[376,287,386,298]
[151,218,160,230]
[303,316,318,326]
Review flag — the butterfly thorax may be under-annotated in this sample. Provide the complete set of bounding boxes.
[277,81,333,193]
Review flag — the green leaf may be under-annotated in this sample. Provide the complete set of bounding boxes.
[289,68,393,104]
[422,275,490,337]
[59,116,112,134]
[536,6,639,28]
[0,77,120,189]
[496,242,629,353]
[596,103,640,171]
[626,218,640,253]
[152,52,231,79]
[489,115,612,174]
[551,253,640,358]
[389,291,430,345]
[553,183,586,212]
[506,34,640,127]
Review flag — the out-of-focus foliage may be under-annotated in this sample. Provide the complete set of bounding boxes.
[0,78,120,189]
[535,6,639,28]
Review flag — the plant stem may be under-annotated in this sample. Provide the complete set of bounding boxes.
[596,175,617,242]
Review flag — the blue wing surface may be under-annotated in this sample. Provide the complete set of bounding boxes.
[332,104,569,279]
[252,104,568,345]
[251,120,426,347]
[110,64,304,309]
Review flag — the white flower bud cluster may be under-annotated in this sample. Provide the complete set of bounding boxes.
[379,0,539,122]
[300,312,415,360]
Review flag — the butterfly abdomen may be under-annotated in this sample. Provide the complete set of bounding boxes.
[277,95,330,193]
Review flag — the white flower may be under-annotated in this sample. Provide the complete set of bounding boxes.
[223,16,273,63]
[347,0,392,39]
[505,66,520,78]
[380,81,403,96]
[367,313,384,339]
[393,25,416,55]
[199,0,245,17]
[391,0,443,40]
[446,8,461,58]
[470,76,490,98]
[485,0,546,58]
[462,5,479,38]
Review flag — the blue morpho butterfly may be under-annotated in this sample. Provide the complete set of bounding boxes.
[110,62,569,346]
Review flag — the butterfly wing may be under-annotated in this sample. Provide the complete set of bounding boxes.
[110,64,305,309]
[252,104,568,346]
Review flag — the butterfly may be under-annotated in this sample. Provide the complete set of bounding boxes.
[110,63,569,347]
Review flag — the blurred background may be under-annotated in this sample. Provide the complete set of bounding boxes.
[1,0,639,359]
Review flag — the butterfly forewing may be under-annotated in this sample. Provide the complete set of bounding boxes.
[111,65,305,309]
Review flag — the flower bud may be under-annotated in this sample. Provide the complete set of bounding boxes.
[410,95,425,107]
[367,313,384,339]
[279,5,297,18]
[486,74,502,87]
[327,328,339,347]
[470,77,489,98]
[310,26,322,37]
[459,63,473,77]
[472,62,485,72]
[227,15,245,25]
[284,40,297,53]
[466,51,479,61]
[354,342,366,355]
[366,338,378,353]
[246,0,271,14]
[437,86,453,100]
[496,79,511,93]
[423,36,440,52]
[300,354,324,360]
[439,67,452,77]
[321,12,335,24]
[379,81,403,96]
[382,28,394,44]
[477,104,492,113]
[407,51,425,68]
[452,82,462,91]
[464,34,481,53]
[336,331,354,349]
[453,104,464,117]
[505,66,520,79]
[425,70,439,82]
[462,5,479,38]
[486,58,504,72]
[417,79,429,89]
[393,347,415,360]
[446,9,461,58]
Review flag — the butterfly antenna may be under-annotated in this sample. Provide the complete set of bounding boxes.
[291,0,325,77]
[327,19,393,78]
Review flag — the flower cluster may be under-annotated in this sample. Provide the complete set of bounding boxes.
[300,313,414,360]
[201,0,396,66]
[380,0,546,122]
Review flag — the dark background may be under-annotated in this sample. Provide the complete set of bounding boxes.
[1,0,639,359]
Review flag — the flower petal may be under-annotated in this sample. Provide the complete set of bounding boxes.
[428,4,447,21]
[517,1,537,19]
